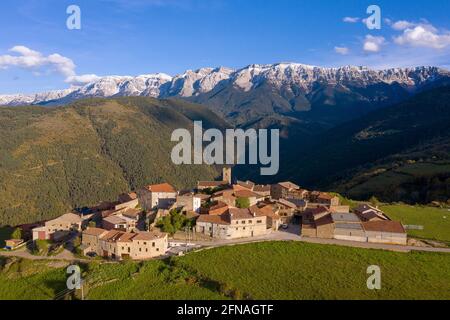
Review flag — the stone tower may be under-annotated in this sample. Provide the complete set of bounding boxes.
[222,167,232,184]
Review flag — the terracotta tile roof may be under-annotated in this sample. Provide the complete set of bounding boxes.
[133,231,167,241]
[101,209,120,218]
[117,232,136,242]
[122,208,141,219]
[118,192,138,203]
[129,192,137,199]
[54,213,82,223]
[253,184,271,192]
[195,194,211,201]
[103,215,126,225]
[278,181,300,190]
[362,221,405,234]
[315,214,334,227]
[213,189,234,197]
[101,230,124,241]
[197,181,228,187]
[83,227,108,237]
[235,180,255,190]
[318,193,336,200]
[228,207,254,220]
[197,214,230,225]
[209,201,229,215]
[277,198,297,209]
[309,206,330,215]
[234,189,260,198]
[185,211,200,219]
[249,204,280,219]
[209,201,228,210]
[146,183,176,193]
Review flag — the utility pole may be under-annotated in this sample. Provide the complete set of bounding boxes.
[185,226,188,254]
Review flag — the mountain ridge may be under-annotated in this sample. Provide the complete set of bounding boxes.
[1,63,449,108]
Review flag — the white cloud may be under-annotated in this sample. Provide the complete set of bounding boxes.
[0,45,97,85]
[334,46,349,55]
[394,24,450,49]
[391,20,416,31]
[363,35,386,52]
[343,17,359,23]
[65,74,101,86]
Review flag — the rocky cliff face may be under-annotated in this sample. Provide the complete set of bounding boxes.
[2,63,448,106]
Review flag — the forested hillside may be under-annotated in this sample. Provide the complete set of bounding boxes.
[237,85,450,204]
[0,97,227,226]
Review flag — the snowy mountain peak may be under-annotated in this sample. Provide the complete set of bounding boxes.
[0,63,448,106]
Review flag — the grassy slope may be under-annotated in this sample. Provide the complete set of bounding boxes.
[0,258,67,300]
[1,242,450,300]
[0,97,227,226]
[177,242,450,300]
[382,205,450,243]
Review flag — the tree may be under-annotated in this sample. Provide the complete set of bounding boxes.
[369,196,380,207]
[236,197,250,209]
[11,228,22,240]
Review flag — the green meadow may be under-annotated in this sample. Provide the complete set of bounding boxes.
[382,205,450,244]
[1,242,449,300]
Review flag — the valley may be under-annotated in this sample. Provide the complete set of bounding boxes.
[1,63,449,226]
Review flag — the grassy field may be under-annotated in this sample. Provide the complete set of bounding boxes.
[1,241,450,300]
[382,205,450,244]
[0,258,67,299]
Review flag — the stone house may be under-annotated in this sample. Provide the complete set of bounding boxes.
[137,183,177,211]
[196,207,268,240]
[252,184,272,198]
[270,181,300,200]
[317,193,340,207]
[249,204,281,230]
[273,199,297,223]
[116,192,139,211]
[83,228,168,260]
[32,213,87,241]
[81,227,108,255]
[363,221,407,245]
[300,206,333,238]
[211,189,236,207]
[234,189,262,207]
[176,192,201,213]
[197,180,228,191]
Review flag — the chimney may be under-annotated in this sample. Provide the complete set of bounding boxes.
[222,167,232,184]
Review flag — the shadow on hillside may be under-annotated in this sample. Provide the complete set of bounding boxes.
[158,257,252,300]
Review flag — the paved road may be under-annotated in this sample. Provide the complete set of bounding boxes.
[2,226,449,262]
[173,225,450,254]
[0,245,84,261]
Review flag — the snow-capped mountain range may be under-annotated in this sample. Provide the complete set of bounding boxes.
[1,63,449,106]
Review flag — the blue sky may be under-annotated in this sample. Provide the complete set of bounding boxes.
[1,0,449,93]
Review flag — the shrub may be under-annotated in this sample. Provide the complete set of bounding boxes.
[236,197,250,209]
[11,228,22,240]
